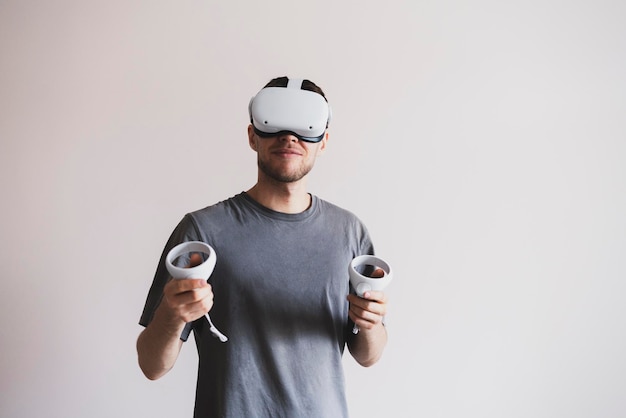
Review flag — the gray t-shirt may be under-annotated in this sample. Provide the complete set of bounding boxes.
[140,192,374,418]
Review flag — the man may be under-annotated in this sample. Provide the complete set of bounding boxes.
[137,76,389,417]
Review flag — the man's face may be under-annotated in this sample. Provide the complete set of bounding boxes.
[248,125,328,183]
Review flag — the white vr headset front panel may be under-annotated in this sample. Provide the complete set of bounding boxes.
[248,80,331,141]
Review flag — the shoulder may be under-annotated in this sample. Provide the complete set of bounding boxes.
[314,196,368,229]
[314,195,374,253]
[188,193,247,219]
[315,195,360,218]
[171,193,247,236]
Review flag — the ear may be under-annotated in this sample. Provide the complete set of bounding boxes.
[318,131,329,153]
[247,124,258,151]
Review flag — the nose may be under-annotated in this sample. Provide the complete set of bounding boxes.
[277,132,298,143]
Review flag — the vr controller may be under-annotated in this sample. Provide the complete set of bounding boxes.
[349,255,393,334]
[248,78,332,143]
[165,241,228,343]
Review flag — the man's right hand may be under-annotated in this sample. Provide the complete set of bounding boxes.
[161,253,214,324]
[137,253,215,380]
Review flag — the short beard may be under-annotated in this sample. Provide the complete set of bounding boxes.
[258,156,313,183]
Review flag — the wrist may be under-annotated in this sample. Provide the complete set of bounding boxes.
[153,301,187,338]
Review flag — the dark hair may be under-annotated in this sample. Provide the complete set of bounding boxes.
[263,76,328,102]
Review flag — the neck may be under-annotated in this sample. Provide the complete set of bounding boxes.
[246,180,311,214]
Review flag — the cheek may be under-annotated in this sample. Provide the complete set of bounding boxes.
[311,144,325,157]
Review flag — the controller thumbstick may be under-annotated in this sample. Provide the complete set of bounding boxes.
[356,282,372,297]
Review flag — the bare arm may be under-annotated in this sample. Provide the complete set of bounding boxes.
[137,257,214,380]
[346,290,388,367]
[136,300,187,380]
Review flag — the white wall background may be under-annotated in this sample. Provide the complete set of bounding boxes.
[1,1,625,417]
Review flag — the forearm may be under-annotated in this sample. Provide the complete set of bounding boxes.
[347,322,388,367]
[136,303,186,380]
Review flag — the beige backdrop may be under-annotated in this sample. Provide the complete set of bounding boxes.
[1,1,625,417]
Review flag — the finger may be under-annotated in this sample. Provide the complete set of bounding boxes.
[171,294,215,323]
[164,280,213,309]
[348,304,384,328]
[166,278,210,294]
[175,286,214,306]
[188,253,203,268]
[352,301,387,318]
[360,290,388,303]
[347,294,387,317]
[370,268,385,278]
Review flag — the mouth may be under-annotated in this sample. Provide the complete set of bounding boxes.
[272,147,303,157]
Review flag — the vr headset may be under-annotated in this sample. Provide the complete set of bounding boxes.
[248,78,332,143]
